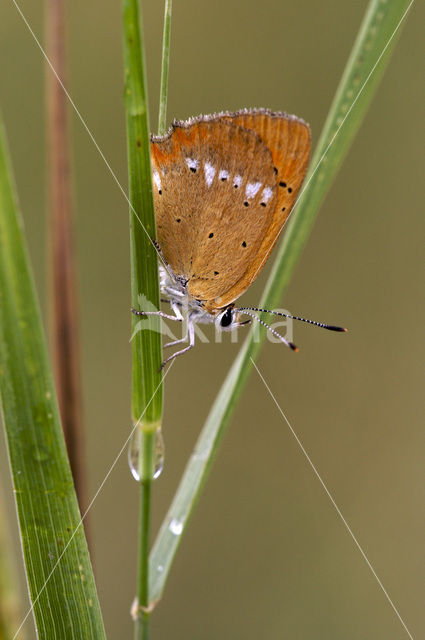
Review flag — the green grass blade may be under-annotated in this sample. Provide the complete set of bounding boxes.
[123,1,165,637]
[0,123,106,638]
[158,0,172,135]
[123,0,163,427]
[149,0,412,603]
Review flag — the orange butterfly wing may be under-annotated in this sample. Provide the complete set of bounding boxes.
[211,109,310,310]
[151,109,311,312]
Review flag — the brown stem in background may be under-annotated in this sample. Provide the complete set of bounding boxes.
[45,0,89,541]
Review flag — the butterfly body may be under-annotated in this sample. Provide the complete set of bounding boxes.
[158,265,243,332]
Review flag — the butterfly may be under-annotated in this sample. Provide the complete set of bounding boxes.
[132,109,345,368]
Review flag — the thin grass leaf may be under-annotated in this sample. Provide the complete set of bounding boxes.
[158,0,172,136]
[123,0,163,427]
[0,122,106,638]
[123,1,165,637]
[149,0,413,603]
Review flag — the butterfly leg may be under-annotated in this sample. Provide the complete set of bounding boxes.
[160,319,195,370]
[164,334,188,349]
[163,303,188,348]
[131,301,183,323]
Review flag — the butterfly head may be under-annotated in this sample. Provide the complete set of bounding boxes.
[215,305,251,332]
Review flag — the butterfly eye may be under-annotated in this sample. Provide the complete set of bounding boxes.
[219,307,234,328]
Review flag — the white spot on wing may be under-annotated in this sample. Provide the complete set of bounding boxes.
[261,186,273,203]
[186,157,199,171]
[153,170,161,191]
[233,175,242,188]
[245,181,262,199]
[204,162,216,187]
[219,169,229,181]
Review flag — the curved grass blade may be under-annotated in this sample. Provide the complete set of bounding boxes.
[149,0,413,604]
[0,121,106,639]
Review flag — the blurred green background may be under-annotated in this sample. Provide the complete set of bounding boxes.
[1,1,424,638]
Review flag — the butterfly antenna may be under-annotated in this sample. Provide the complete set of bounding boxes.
[152,239,177,282]
[240,310,298,351]
[236,307,347,332]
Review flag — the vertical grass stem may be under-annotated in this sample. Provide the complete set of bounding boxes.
[123,0,169,636]
[158,0,172,135]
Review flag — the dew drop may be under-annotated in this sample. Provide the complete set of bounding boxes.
[153,429,165,479]
[128,434,140,481]
[128,427,165,481]
[157,564,164,573]
[169,518,183,536]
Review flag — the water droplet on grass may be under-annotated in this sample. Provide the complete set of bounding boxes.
[169,518,183,536]
[128,428,165,481]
